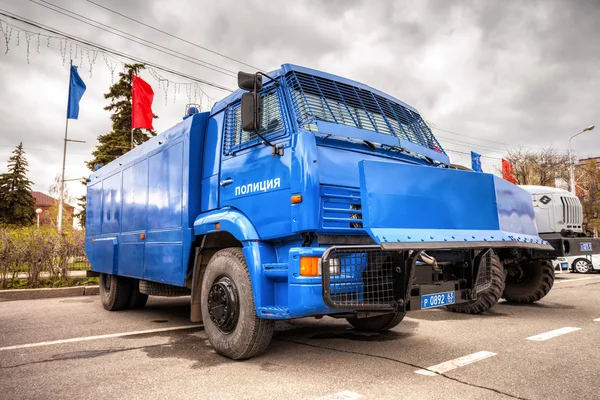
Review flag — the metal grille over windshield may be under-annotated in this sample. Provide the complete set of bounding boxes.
[285,71,444,153]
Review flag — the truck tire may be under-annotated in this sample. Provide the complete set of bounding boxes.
[346,312,406,331]
[200,248,275,360]
[446,255,505,314]
[503,260,554,303]
[99,273,132,311]
[128,279,149,309]
[139,280,191,296]
[572,258,592,274]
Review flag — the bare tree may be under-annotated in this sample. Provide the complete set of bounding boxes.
[576,160,600,234]
[504,147,569,186]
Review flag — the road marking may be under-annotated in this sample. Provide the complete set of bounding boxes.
[0,325,202,351]
[415,351,497,376]
[594,318,600,322]
[526,327,581,341]
[554,277,599,284]
[315,391,363,400]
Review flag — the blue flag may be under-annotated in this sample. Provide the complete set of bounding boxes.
[67,66,86,119]
[471,151,482,172]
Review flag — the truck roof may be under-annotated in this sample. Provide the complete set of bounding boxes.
[210,64,420,115]
[519,185,572,195]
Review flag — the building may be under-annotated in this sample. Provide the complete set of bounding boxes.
[578,156,600,165]
[31,191,75,227]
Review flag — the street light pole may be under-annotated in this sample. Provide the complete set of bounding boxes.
[568,125,595,194]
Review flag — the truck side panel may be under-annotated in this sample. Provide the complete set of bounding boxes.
[86,113,209,286]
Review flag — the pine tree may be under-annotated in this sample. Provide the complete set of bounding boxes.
[85,63,157,170]
[77,64,157,228]
[0,142,36,226]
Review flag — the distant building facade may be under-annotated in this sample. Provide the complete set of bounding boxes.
[32,191,74,227]
[578,156,600,165]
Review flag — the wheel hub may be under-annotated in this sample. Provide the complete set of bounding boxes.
[207,276,239,333]
[507,265,528,284]
[575,260,589,273]
[102,274,111,292]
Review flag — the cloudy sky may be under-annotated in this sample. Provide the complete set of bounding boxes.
[0,0,599,207]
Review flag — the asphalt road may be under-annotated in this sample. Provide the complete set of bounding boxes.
[1,273,599,400]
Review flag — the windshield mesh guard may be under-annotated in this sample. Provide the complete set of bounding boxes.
[285,71,445,154]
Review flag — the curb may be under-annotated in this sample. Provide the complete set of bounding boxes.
[0,285,99,302]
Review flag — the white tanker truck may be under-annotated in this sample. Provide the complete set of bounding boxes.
[520,185,599,274]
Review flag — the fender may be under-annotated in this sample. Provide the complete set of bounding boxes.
[193,208,260,241]
[190,208,277,321]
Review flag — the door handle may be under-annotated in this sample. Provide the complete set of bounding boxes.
[220,178,234,186]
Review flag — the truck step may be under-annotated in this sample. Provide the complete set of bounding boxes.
[263,263,288,281]
[258,306,290,319]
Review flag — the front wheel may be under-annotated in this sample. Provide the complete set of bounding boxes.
[346,312,405,331]
[572,258,592,274]
[502,260,554,303]
[200,248,275,360]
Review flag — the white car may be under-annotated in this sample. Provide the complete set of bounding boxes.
[553,254,600,274]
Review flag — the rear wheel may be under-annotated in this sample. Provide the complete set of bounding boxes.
[503,260,554,303]
[99,273,132,311]
[128,279,149,309]
[572,258,592,274]
[446,254,505,314]
[346,312,405,331]
[200,248,275,360]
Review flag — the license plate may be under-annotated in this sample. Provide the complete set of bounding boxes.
[561,263,569,270]
[580,242,592,251]
[421,291,455,309]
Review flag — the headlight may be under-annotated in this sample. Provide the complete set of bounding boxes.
[329,257,341,275]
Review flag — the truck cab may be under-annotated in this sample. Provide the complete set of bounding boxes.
[86,64,553,360]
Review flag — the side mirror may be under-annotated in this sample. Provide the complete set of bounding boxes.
[241,92,261,132]
[238,71,262,91]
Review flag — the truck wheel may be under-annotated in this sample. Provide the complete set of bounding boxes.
[99,273,132,311]
[346,312,406,331]
[572,258,592,274]
[502,260,554,303]
[201,248,275,360]
[446,255,505,314]
[139,280,191,296]
[128,279,149,309]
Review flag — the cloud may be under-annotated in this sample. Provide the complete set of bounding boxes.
[0,0,598,203]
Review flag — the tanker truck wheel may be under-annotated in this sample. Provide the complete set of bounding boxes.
[502,260,554,303]
[201,248,275,360]
[99,273,133,311]
[446,254,505,314]
[346,312,406,332]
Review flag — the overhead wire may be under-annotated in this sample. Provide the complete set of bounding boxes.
[431,125,546,150]
[86,0,265,72]
[0,9,234,92]
[32,0,237,78]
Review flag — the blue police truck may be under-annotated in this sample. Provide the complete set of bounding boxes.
[86,64,556,359]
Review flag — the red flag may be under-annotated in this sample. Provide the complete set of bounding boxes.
[502,159,517,184]
[132,75,154,130]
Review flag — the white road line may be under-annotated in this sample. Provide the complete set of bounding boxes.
[593,318,600,322]
[0,325,202,351]
[315,391,363,400]
[554,277,599,284]
[415,351,497,376]
[526,327,581,341]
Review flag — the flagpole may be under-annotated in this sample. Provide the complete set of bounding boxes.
[57,60,72,231]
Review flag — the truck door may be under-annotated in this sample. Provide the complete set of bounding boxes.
[218,86,292,239]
